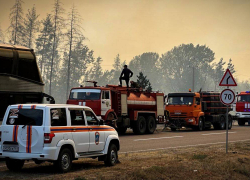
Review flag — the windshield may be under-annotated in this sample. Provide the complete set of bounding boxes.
[168,96,193,105]
[6,109,43,126]
[237,95,250,102]
[69,89,101,100]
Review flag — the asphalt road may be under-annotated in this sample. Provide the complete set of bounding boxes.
[0,124,249,167]
[119,124,250,153]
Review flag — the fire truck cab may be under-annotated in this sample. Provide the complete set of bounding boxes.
[235,91,250,126]
[67,84,165,135]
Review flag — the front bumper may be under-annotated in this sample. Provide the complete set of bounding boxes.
[236,112,250,119]
[168,118,196,128]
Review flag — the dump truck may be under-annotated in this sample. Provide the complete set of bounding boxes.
[165,90,232,131]
[235,91,250,125]
[67,83,165,134]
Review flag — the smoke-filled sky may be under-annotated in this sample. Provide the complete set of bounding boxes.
[0,0,250,81]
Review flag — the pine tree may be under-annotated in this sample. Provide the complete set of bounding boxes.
[23,5,39,48]
[213,58,226,91]
[88,57,103,83]
[36,14,54,78]
[49,0,65,95]
[137,72,151,90]
[227,58,236,74]
[8,0,24,45]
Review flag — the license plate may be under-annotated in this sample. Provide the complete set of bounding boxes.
[3,146,19,152]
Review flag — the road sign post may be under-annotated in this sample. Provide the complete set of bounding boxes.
[219,69,237,154]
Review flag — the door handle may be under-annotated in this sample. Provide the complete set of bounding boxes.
[102,101,105,104]
[72,128,76,132]
[89,128,93,131]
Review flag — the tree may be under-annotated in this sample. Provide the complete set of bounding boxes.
[227,58,236,74]
[8,0,24,45]
[36,14,54,77]
[23,5,39,48]
[108,54,126,85]
[49,0,65,95]
[129,52,160,90]
[65,5,85,97]
[136,72,152,91]
[0,26,4,43]
[159,44,215,93]
[88,56,103,83]
[213,58,226,91]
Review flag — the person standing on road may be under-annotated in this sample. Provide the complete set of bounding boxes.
[119,65,133,87]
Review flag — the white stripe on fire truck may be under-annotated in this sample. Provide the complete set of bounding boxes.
[127,100,156,105]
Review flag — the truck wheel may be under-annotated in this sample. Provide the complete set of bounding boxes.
[198,117,204,131]
[146,116,156,134]
[228,116,232,130]
[6,159,24,171]
[54,148,72,173]
[219,115,226,130]
[134,116,146,134]
[104,144,118,166]
[171,127,177,131]
[238,119,245,126]
[117,127,127,135]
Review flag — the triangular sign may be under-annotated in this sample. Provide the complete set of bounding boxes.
[219,69,237,86]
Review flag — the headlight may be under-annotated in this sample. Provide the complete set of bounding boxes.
[236,113,240,116]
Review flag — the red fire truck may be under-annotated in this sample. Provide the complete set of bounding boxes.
[235,91,250,126]
[67,83,165,134]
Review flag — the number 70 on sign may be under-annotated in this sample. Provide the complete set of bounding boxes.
[220,89,235,105]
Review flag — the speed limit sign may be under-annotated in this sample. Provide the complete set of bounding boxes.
[220,89,235,105]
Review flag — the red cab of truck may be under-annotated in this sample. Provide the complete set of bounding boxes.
[67,83,165,134]
[235,91,250,126]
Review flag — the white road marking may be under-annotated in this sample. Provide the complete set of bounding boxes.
[134,136,183,141]
[202,132,236,136]
[120,139,250,154]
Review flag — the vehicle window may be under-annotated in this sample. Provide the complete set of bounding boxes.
[17,50,40,82]
[195,98,200,105]
[6,109,43,126]
[70,110,85,126]
[237,95,250,102]
[50,108,67,126]
[0,48,14,74]
[69,89,101,100]
[102,90,110,99]
[168,96,193,105]
[85,111,98,125]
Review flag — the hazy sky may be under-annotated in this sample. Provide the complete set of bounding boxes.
[0,0,250,81]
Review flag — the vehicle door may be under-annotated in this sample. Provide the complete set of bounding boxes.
[69,109,89,153]
[101,90,111,116]
[2,106,44,154]
[85,110,105,152]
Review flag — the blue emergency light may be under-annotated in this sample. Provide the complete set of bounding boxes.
[246,91,250,93]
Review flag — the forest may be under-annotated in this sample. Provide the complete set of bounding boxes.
[0,0,249,103]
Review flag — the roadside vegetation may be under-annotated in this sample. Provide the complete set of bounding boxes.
[1,141,250,180]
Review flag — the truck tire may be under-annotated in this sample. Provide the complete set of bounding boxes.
[228,116,232,130]
[104,144,118,166]
[238,119,245,126]
[171,127,177,131]
[134,116,146,134]
[117,127,127,135]
[219,115,226,130]
[6,159,24,171]
[54,148,72,173]
[198,117,204,131]
[146,116,156,134]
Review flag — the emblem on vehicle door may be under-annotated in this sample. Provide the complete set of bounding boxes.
[95,132,100,145]
[106,101,109,107]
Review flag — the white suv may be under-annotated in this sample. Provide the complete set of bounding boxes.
[0,104,120,172]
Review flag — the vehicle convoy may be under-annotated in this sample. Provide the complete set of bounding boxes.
[165,90,232,131]
[0,104,120,172]
[67,83,165,134]
[235,91,250,126]
[0,44,55,122]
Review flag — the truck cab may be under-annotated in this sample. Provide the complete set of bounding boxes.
[166,92,203,130]
[235,91,250,125]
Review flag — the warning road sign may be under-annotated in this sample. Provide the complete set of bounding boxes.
[219,69,237,86]
[220,89,235,105]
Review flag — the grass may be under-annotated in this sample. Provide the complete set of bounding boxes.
[1,141,250,180]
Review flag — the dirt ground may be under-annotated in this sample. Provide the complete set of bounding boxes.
[1,141,250,180]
